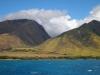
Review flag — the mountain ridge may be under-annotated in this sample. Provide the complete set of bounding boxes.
[0,19,50,50]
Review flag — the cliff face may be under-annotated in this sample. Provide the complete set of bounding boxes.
[0,19,50,50]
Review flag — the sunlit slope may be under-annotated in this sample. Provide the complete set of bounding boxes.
[0,34,28,50]
[37,20,100,57]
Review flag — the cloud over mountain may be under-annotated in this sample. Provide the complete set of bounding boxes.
[82,5,100,24]
[2,9,78,37]
[1,5,100,37]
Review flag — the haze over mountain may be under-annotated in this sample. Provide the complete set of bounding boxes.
[0,19,50,50]
[37,20,100,57]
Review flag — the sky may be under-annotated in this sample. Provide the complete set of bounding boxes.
[0,0,100,37]
[0,0,100,19]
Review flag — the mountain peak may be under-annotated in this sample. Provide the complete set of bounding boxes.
[88,20,100,35]
[89,20,100,24]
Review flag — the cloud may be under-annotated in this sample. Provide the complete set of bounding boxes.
[2,9,78,37]
[90,5,100,19]
[82,5,100,24]
[1,5,100,37]
[75,5,100,28]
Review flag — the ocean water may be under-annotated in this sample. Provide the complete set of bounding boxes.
[0,59,100,75]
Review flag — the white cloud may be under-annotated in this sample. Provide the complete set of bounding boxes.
[82,5,100,24]
[50,16,78,29]
[75,5,100,27]
[2,9,78,37]
[90,5,100,19]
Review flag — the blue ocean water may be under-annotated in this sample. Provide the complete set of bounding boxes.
[0,59,100,75]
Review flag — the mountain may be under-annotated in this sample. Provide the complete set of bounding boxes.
[37,20,100,57]
[0,19,50,50]
[0,20,100,59]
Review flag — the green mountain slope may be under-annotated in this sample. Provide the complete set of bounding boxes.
[36,20,100,57]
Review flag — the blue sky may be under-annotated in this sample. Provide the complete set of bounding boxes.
[0,0,100,19]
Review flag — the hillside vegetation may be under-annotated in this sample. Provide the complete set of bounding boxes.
[35,20,100,58]
[0,20,100,59]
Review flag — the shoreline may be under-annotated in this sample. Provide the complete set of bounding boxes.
[0,58,100,60]
[0,55,100,60]
[0,51,100,60]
